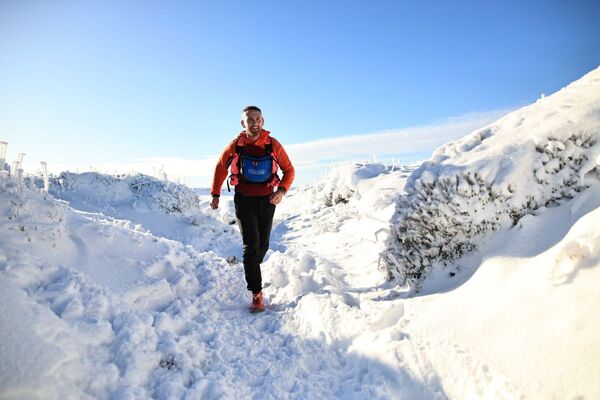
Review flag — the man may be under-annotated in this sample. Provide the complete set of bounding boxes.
[210,106,295,313]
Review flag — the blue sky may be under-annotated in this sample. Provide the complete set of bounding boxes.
[1,0,599,187]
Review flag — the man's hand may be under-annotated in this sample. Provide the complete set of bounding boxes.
[269,188,285,205]
[210,196,220,209]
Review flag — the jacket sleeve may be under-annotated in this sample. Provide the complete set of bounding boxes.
[272,138,295,192]
[211,141,236,196]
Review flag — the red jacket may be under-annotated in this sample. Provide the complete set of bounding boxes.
[211,130,295,197]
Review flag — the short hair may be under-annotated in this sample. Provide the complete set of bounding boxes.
[242,105,262,114]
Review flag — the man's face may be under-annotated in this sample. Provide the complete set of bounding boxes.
[241,109,264,139]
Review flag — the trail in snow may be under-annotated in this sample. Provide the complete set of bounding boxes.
[258,163,531,400]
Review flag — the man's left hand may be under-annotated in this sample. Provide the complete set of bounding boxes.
[269,189,285,205]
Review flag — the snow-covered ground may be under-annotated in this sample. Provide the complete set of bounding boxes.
[1,67,599,399]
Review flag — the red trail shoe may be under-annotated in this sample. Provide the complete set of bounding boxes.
[249,291,265,313]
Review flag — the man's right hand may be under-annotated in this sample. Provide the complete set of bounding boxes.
[210,197,219,209]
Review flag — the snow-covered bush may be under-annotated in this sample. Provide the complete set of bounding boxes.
[0,172,67,245]
[280,162,417,236]
[312,163,396,206]
[22,172,240,255]
[382,67,600,289]
[127,175,199,214]
[48,172,201,215]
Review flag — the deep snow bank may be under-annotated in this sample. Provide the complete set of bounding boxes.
[404,184,600,399]
[382,66,600,288]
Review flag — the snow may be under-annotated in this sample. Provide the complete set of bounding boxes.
[1,66,600,399]
[38,172,241,257]
[382,67,600,289]
[409,185,600,399]
[0,277,72,400]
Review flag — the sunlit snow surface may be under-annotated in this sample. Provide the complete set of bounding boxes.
[383,67,600,289]
[1,67,600,399]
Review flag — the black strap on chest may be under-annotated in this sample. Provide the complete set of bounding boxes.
[235,142,273,156]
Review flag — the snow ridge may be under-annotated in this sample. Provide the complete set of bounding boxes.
[28,171,241,258]
[46,172,201,216]
[382,67,600,289]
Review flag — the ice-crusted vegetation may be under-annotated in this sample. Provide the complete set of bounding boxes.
[25,172,218,228]
[49,172,199,215]
[23,171,241,257]
[306,163,414,208]
[1,172,67,246]
[382,67,600,289]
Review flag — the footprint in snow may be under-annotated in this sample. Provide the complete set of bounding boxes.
[370,303,405,330]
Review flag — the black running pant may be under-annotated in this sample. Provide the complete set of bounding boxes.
[234,193,276,294]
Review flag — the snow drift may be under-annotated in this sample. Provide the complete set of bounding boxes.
[44,171,202,217]
[0,171,236,399]
[25,172,241,257]
[382,67,600,289]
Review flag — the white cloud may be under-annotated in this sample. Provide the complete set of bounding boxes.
[22,107,515,188]
[284,108,514,167]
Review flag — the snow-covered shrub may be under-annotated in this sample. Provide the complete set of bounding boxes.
[313,163,392,206]
[49,172,133,207]
[49,172,201,215]
[127,175,199,214]
[0,172,67,245]
[281,162,417,231]
[382,67,600,289]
